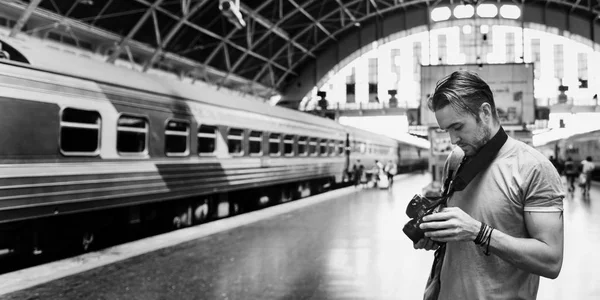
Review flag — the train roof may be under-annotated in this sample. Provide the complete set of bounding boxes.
[344,124,430,149]
[0,33,344,131]
[1,33,430,150]
[534,127,600,147]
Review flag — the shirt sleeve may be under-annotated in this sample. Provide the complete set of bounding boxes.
[523,159,565,212]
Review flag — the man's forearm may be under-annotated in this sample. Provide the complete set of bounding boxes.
[479,225,563,279]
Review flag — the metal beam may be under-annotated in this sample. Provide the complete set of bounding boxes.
[107,0,165,63]
[369,0,383,17]
[143,0,210,72]
[274,0,432,89]
[287,0,337,42]
[203,29,239,65]
[151,10,162,46]
[132,0,294,75]
[220,0,319,85]
[336,0,358,24]
[252,0,370,86]
[92,0,115,26]
[240,2,312,55]
[9,0,42,37]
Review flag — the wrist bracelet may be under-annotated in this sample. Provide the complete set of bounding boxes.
[474,222,486,245]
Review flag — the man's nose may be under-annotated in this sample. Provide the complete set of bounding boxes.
[449,132,460,145]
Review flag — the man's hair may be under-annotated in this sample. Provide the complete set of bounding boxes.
[586,156,592,162]
[428,70,498,123]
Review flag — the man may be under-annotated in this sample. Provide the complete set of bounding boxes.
[580,156,595,195]
[384,160,397,186]
[564,157,577,192]
[415,70,564,300]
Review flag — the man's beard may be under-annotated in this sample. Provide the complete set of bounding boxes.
[474,122,493,151]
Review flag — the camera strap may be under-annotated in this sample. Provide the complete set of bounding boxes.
[424,127,508,300]
[443,126,508,198]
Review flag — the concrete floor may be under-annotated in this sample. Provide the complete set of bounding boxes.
[1,173,598,300]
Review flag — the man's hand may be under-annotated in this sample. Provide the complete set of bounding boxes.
[419,207,481,243]
[413,237,440,250]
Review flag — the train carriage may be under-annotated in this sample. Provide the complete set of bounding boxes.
[536,130,600,179]
[0,34,428,255]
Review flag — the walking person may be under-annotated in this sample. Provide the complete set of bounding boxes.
[581,156,595,195]
[564,157,577,193]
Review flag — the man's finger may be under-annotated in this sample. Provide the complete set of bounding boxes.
[420,220,451,230]
[425,229,456,239]
[424,238,436,250]
[422,211,453,222]
[414,238,426,249]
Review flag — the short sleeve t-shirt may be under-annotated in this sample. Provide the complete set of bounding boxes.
[438,136,564,300]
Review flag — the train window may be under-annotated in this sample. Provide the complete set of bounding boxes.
[269,133,281,156]
[338,140,345,155]
[284,135,294,156]
[328,140,335,155]
[60,108,101,155]
[228,128,244,155]
[249,131,263,155]
[360,142,366,154]
[320,139,328,155]
[298,136,308,156]
[198,125,217,155]
[117,115,148,154]
[165,120,189,156]
[309,138,318,155]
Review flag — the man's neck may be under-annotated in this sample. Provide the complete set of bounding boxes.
[489,123,500,137]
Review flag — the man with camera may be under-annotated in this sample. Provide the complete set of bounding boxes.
[411,70,564,300]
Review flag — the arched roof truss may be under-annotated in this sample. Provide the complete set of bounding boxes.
[1,0,599,103]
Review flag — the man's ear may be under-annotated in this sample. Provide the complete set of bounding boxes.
[479,102,493,121]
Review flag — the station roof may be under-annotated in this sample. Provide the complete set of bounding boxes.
[3,0,599,100]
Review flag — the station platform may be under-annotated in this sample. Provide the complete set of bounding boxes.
[0,173,598,299]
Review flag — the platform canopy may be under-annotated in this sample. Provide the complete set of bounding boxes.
[3,0,599,100]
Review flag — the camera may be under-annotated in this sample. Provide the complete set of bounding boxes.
[402,194,446,244]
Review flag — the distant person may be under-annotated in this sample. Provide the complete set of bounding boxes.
[359,164,368,187]
[415,70,564,300]
[549,156,560,174]
[564,157,578,192]
[384,160,397,186]
[581,156,595,195]
[353,160,363,187]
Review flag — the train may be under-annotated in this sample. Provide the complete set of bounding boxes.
[535,129,600,180]
[0,33,428,256]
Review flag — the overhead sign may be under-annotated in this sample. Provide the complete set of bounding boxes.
[420,63,535,127]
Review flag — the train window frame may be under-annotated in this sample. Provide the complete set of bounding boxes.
[320,139,328,156]
[269,133,281,156]
[309,138,318,156]
[116,113,149,157]
[283,135,295,156]
[59,107,101,157]
[338,140,345,156]
[164,119,190,157]
[227,127,245,156]
[328,140,335,156]
[249,130,263,156]
[298,136,308,156]
[198,124,218,156]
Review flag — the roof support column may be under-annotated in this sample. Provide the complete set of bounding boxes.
[9,0,42,37]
